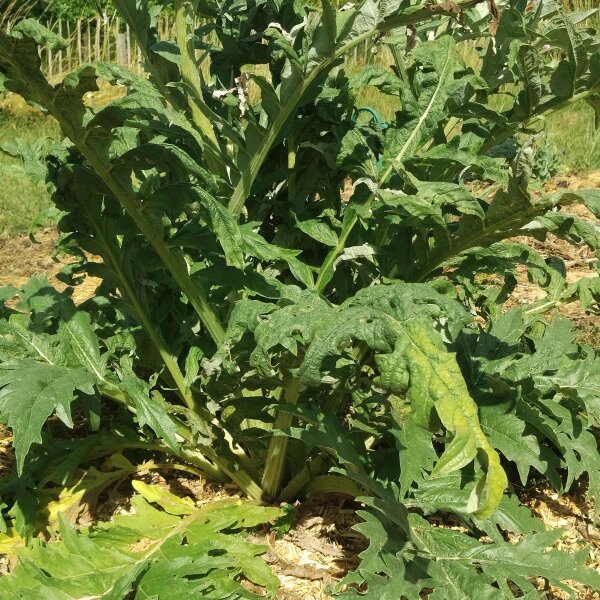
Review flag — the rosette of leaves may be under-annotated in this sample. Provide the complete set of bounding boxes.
[1,0,600,596]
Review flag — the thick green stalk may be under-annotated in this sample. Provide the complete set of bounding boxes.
[228,79,317,215]
[409,199,560,283]
[480,86,600,155]
[316,36,456,292]
[261,378,301,501]
[302,475,366,498]
[100,382,263,494]
[277,455,327,501]
[87,215,198,411]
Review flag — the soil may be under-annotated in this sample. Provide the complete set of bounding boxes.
[1,174,600,598]
[0,228,101,304]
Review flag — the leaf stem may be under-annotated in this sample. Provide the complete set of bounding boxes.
[409,197,562,282]
[480,86,600,155]
[277,455,327,501]
[174,0,227,181]
[261,378,301,501]
[99,382,263,493]
[227,0,485,217]
[86,213,199,410]
[301,474,366,498]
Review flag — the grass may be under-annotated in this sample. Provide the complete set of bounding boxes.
[0,103,58,237]
[547,103,600,174]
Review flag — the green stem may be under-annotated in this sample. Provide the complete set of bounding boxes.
[409,200,556,283]
[316,33,457,293]
[277,455,327,502]
[302,475,366,498]
[389,43,410,88]
[174,0,227,181]
[261,378,301,501]
[88,215,198,411]
[479,86,600,155]
[83,155,224,347]
[99,382,262,493]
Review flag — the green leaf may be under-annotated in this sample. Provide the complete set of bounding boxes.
[58,311,106,382]
[393,411,437,497]
[240,227,315,288]
[337,128,379,179]
[535,352,600,424]
[339,507,600,599]
[384,36,460,170]
[479,402,546,484]
[119,376,180,453]
[0,360,96,473]
[294,216,339,247]
[0,496,282,599]
[516,45,542,116]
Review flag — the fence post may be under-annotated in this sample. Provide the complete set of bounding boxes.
[46,19,53,77]
[66,20,72,70]
[58,19,63,74]
[103,13,110,61]
[77,19,83,66]
[116,17,128,65]
[95,17,101,61]
[87,20,92,62]
[126,23,132,68]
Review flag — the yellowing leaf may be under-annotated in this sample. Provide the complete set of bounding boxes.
[131,480,196,515]
[402,321,507,519]
[0,527,23,555]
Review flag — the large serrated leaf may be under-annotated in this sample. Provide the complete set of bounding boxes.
[0,360,97,473]
[245,283,505,517]
[0,496,283,599]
